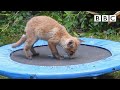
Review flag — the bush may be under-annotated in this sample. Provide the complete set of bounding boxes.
[0,11,119,46]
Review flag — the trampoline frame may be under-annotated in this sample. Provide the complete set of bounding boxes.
[0,37,120,79]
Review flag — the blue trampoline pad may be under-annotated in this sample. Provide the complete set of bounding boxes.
[0,37,120,79]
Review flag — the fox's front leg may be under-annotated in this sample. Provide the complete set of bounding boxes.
[48,39,64,60]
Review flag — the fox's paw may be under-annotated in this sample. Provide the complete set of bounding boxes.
[55,55,64,60]
[59,55,64,60]
[32,53,39,56]
[26,55,32,60]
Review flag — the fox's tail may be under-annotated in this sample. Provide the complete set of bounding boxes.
[12,34,27,48]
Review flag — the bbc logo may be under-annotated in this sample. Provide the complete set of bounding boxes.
[94,15,116,22]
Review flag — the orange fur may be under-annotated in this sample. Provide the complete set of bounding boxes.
[12,16,81,60]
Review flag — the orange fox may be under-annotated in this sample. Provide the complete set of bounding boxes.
[12,16,82,60]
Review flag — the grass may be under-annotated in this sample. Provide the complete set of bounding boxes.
[0,31,120,79]
[0,75,9,79]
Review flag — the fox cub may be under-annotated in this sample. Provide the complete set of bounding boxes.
[12,16,83,60]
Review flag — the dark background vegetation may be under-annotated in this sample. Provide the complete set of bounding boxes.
[0,11,120,79]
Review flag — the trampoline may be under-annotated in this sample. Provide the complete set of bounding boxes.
[0,37,120,79]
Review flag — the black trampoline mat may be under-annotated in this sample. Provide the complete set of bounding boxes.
[10,45,112,66]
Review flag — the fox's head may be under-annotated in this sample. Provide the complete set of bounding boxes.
[63,37,84,58]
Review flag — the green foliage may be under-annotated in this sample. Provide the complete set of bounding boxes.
[0,11,120,46]
[0,75,8,79]
[0,11,31,45]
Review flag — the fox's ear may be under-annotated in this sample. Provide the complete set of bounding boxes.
[67,40,74,48]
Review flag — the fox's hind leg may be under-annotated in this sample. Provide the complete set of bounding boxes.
[23,29,38,60]
[30,45,39,56]
[24,38,37,60]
